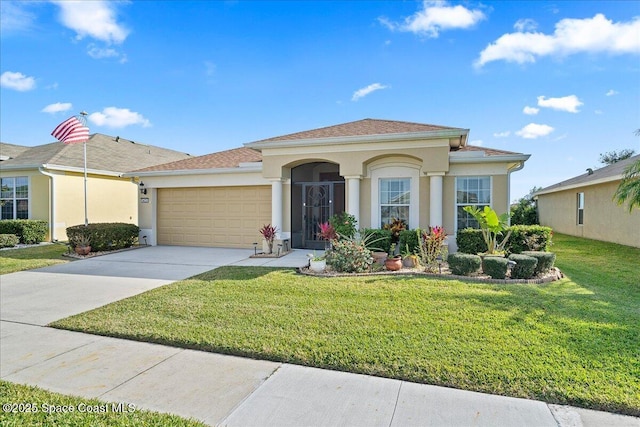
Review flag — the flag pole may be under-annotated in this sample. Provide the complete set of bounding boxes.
[79,111,89,227]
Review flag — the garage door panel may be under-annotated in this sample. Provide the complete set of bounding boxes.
[157,186,271,248]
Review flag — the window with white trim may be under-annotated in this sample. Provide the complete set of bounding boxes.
[379,178,410,228]
[577,192,584,225]
[1,177,29,220]
[456,176,491,229]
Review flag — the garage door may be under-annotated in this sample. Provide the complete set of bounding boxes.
[157,186,271,248]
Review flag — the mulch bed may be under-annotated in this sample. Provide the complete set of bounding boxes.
[62,245,149,260]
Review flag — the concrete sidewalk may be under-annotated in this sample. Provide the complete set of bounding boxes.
[1,246,638,426]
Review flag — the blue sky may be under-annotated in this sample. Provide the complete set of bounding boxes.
[1,0,639,201]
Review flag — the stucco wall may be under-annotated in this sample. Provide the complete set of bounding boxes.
[538,181,640,247]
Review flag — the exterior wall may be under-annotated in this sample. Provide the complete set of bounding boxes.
[538,181,640,247]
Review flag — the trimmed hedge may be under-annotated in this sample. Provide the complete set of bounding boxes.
[482,256,509,279]
[456,225,553,255]
[0,220,48,244]
[523,251,556,275]
[66,223,139,251]
[362,228,392,254]
[398,229,420,255]
[0,234,19,248]
[508,254,538,279]
[447,253,481,276]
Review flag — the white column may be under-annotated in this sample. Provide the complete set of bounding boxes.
[270,179,283,236]
[429,173,444,227]
[345,176,361,226]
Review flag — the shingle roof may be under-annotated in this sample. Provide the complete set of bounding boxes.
[536,154,640,195]
[248,118,462,144]
[0,142,31,160]
[134,147,262,172]
[455,145,523,156]
[0,134,192,173]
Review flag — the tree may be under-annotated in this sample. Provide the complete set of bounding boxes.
[614,159,640,212]
[599,149,636,166]
[510,186,542,225]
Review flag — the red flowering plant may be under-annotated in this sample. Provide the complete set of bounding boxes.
[318,222,337,249]
[259,224,278,254]
[418,226,448,273]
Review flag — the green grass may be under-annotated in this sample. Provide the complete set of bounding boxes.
[0,380,206,427]
[0,243,70,275]
[51,234,640,416]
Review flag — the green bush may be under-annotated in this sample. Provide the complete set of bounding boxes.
[325,238,373,273]
[482,256,509,279]
[508,225,553,253]
[329,212,357,239]
[508,254,538,279]
[398,229,420,254]
[523,251,556,275]
[66,223,139,251]
[0,220,48,244]
[362,228,392,254]
[456,228,487,254]
[0,234,19,248]
[447,253,481,276]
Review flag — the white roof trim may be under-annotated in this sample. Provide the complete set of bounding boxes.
[449,153,530,163]
[0,163,123,177]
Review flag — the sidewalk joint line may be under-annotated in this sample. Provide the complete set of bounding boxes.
[389,381,404,427]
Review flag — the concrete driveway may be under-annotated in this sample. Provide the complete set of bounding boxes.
[0,246,308,326]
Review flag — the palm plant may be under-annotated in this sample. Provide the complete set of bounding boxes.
[614,159,640,212]
[463,206,511,254]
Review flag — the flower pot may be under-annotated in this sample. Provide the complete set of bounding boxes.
[309,259,326,272]
[372,252,387,265]
[403,255,418,268]
[75,245,91,256]
[385,256,402,271]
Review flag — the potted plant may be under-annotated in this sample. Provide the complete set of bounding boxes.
[401,244,419,268]
[259,224,278,254]
[317,222,337,250]
[73,234,91,256]
[308,252,326,272]
[385,243,402,271]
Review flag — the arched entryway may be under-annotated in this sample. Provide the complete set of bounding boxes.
[291,162,345,249]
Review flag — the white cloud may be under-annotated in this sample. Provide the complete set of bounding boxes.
[380,1,485,38]
[594,110,604,115]
[0,71,36,91]
[537,95,583,113]
[514,18,537,32]
[516,123,554,139]
[475,14,640,67]
[352,83,389,101]
[42,102,73,114]
[523,106,539,115]
[470,139,484,146]
[87,45,120,59]
[0,1,36,34]
[493,131,511,138]
[89,107,151,128]
[52,0,129,44]
[606,89,618,96]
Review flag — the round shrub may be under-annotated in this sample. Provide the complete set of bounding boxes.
[455,228,487,254]
[325,239,373,273]
[523,251,556,274]
[482,256,509,279]
[447,253,481,276]
[508,254,538,279]
[0,234,19,248]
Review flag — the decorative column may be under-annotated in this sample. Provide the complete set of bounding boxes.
[428,173,444,228]
[345,176,361,226]
[270,179,283,237]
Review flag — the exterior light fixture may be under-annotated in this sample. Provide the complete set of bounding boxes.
[139,181,147,195]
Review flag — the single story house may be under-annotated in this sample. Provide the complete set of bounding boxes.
[0,134,192,241]
[535,154,640,248]
[128,119,530,251]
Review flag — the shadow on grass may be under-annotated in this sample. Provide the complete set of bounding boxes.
[189,266,296,282]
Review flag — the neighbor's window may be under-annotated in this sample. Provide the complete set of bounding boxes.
[1,177,29,220]
[456,176,491,229]
[380,178,410,227]
[577,192,584,225]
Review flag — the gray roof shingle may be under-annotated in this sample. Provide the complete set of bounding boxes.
[0,142,31,160]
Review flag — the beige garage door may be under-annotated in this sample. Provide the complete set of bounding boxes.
[157,186,271,248]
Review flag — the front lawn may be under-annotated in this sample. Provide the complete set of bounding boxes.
[51,234,640,415]
[0,243,70,275]
[0,380,206,427]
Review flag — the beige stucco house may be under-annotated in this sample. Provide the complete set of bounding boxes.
[535,155,640,248]
[129,119,530,251]
[0,135,191,241]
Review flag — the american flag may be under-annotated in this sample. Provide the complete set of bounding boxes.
[51,116,90,144]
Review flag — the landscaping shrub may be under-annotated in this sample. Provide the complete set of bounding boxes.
[362,228,392,254]
[0,234,19,248]
[0,219,48,244]
[482,256,509,279]
[523,251,557,275]
[325,238,373,273]
[508,254,538,279]
[329,212,357,239]
[398,229,419,254]
[447,253,481,276]
[508,225,553,253]
[456,228,487,254]
[66,223,139,251]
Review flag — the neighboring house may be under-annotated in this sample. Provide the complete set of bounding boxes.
[128,119,530,251]
[535,155,640,248]
[0,135,192,241]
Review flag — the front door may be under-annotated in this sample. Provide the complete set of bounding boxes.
[302,183,333,249]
